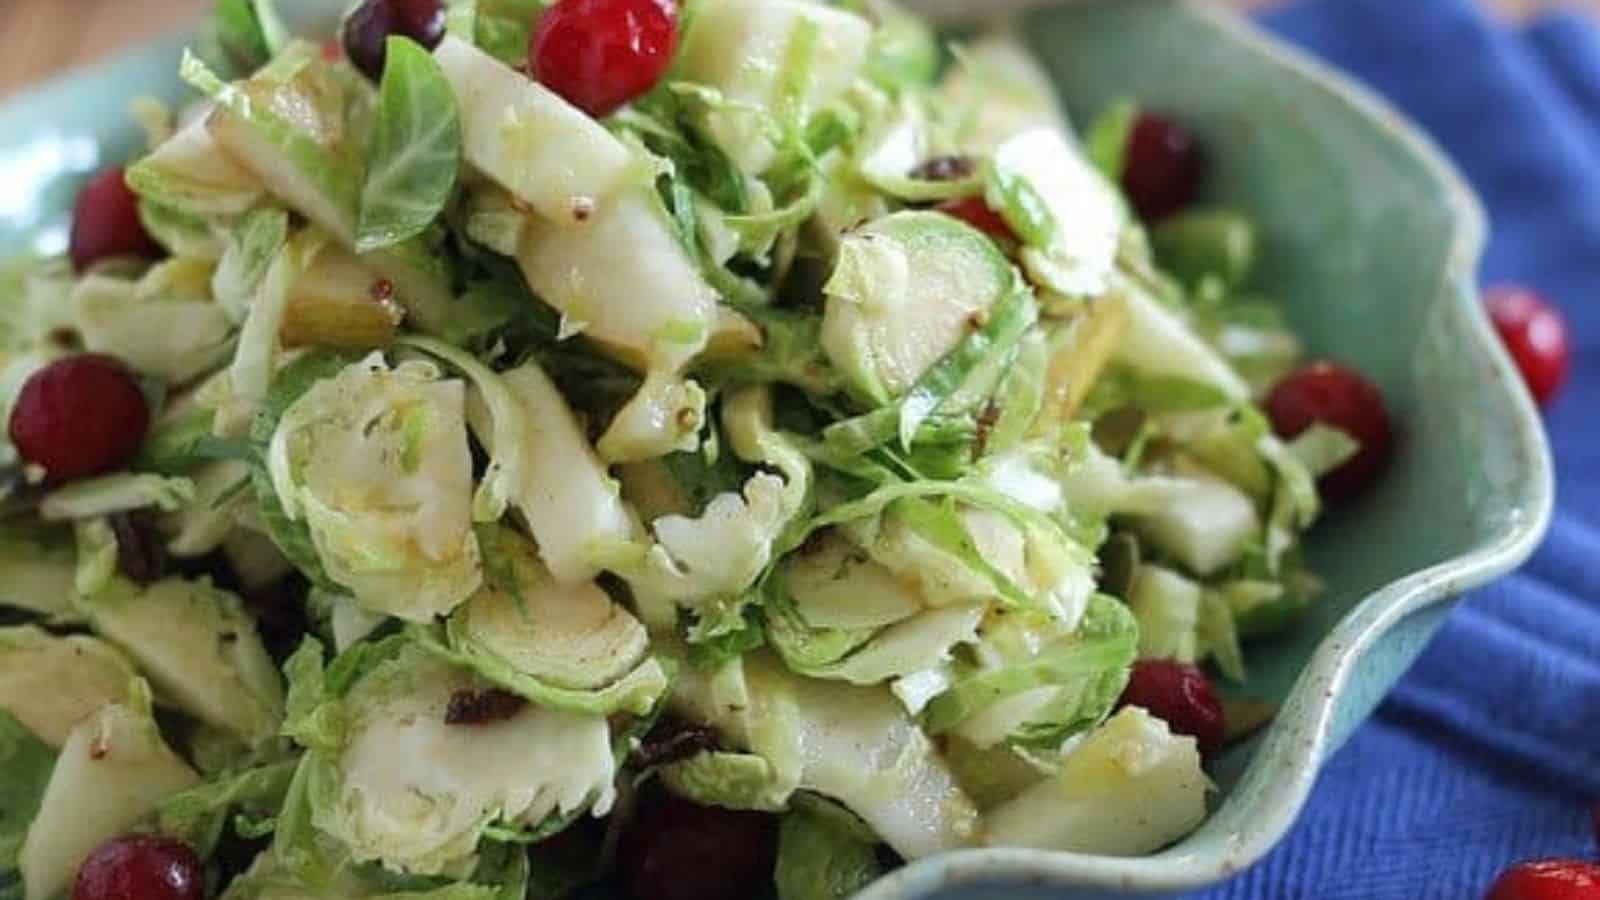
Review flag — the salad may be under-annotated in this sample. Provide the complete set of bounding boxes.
[0,0,1396,899]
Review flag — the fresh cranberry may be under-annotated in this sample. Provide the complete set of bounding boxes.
[1484,285,1571,409]
[342,0,446,79]
[1121,112,1206,222]
[935,197,1018,245]
[10,355,150,483]
[617,790,778,900]
[73,835,203,900]
[1266,360,1394,503]
[69,167,163,273]
[1118,659,1226,756]
[531,0,678,118]
[1485,859,1600,900]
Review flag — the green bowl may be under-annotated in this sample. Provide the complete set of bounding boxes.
[0,0,1552,896]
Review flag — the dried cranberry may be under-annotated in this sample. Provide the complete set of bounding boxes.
[1266,360,1394,503]
[69,167,162,273]
[630,717,720,769]
[531,0,678,118]
[1485,859,1600,900]
[909,155,977,182]
[618,790,778,900]
[10,355,150,483]
[1118,659,1226,756]
[935,196,1018,245]
[73,835,203,900]
[342,0,446,79]
[109,513,168,585]
[1121,112,1205,222]
[1484,285,1571,409]
[444,688,527,725]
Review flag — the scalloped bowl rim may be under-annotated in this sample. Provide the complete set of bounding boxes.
[858,2,1554,897]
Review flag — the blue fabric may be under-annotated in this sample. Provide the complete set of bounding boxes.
[1183,1,1600,896]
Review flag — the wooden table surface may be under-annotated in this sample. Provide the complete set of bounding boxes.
[0,0,1594,98]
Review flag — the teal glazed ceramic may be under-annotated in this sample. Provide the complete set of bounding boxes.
[0,0,1553,896]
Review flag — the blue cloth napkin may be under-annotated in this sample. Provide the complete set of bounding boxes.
[1180,1,1600,896]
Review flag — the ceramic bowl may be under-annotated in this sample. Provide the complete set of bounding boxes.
[0,1,1553,897]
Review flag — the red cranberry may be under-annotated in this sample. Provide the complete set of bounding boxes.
[935,196,1018,245]
[1484,285,1571,409]
[73,835,203,900]
[342,0,446,80]
[10,355,150,483]
[1266,360,1394,503]
[1121,112,1206,222]
[1485,859,1600,900]
[1118,659,1226,756]
[532,0,678,118]
[617,790,778,900]
[69,167,163,273]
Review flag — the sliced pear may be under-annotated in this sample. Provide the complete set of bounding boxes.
[984,706,1208,855]
[434,35,636,222]
[464,360,636,584]
[516,185,718,373]
[80,578,284,745]
[20,687,199,900]
[0,627,138,748]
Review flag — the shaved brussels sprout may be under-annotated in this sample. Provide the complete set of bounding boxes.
[610,386,812,638]
[924,594,1137,750]
[782,529,922,631]
[821,211,1016,406]
[292,643,617,877]
[437,526,668,716]
[677,0,873,174]
[266,352,482,621]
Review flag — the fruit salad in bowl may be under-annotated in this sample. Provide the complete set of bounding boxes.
[0,1,1404,899]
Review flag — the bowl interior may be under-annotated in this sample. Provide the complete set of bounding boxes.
[1025,0,1521,770]
[0,2,1551,896]
[878,1,1548,896]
